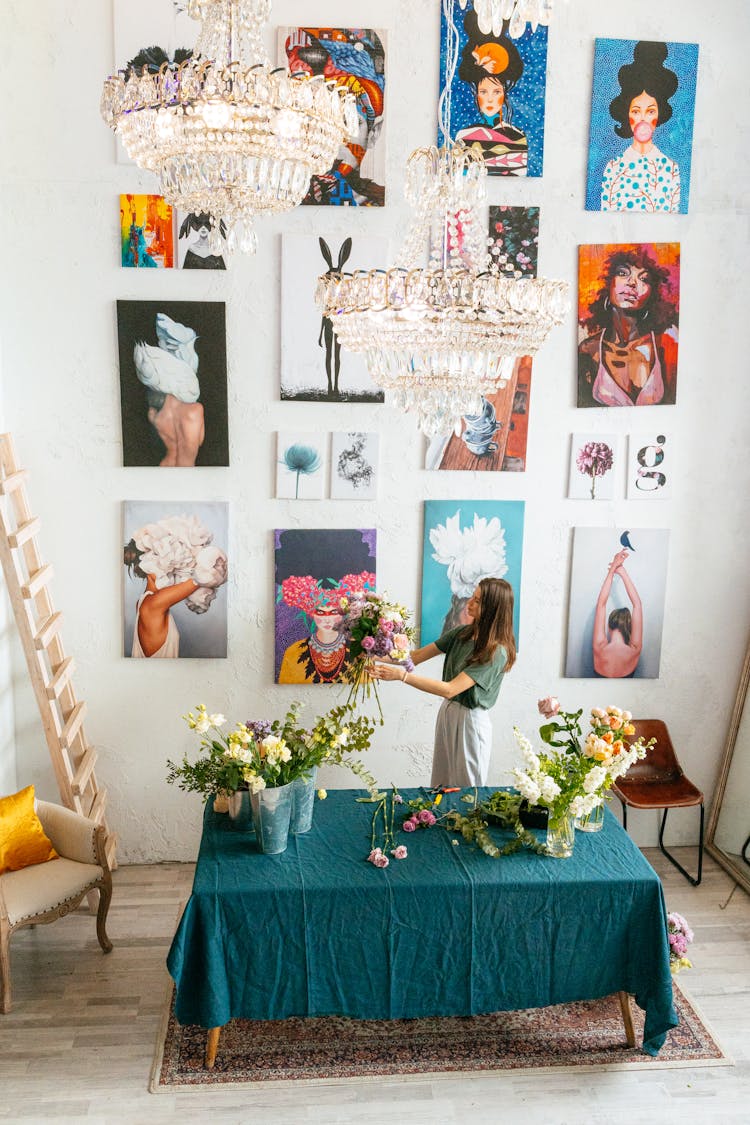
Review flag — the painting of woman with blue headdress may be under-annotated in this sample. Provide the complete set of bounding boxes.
[280,27,386,206]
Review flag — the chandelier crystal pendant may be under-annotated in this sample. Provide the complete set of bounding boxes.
[462,1,555,40]
[316,143,569,436]
[100,0,357,254]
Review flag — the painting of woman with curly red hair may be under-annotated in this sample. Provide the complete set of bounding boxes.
[577,243,680,408]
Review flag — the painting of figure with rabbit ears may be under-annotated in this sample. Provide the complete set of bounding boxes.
[280,234,388,403]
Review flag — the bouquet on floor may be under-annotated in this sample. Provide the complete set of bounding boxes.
[339,592,416,719]
[512,700,654,824]
[667,912,694,974]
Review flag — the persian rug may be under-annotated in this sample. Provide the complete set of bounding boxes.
[150,980,729,1090]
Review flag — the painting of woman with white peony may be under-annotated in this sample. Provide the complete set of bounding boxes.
[421,501,525,645]
[122,501,228,658]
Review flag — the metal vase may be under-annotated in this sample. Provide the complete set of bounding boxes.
[250,782,294,855]
[290,768,318,835]
[227,789,253,831]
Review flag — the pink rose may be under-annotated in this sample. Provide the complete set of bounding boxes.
[373,853,390,868]
[392,633,410,652]
[361,635,376,652]
[380,620,395,633]
[538,696,560,719]
[402,818,417,832]
[391,845,408,859]
[367,848,382,862]
[418,809,436,825]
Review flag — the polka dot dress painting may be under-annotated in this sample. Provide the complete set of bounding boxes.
[586,39,699,214]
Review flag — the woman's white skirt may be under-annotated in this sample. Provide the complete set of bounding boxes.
[431,700,492,787]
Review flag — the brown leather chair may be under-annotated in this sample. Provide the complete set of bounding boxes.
[611,719,704,886]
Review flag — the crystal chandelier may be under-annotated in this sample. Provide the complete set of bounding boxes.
[100,1,357,254]
[463,1,555,40]
[316,143,569,436]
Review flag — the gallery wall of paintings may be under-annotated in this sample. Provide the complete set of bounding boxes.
[3,0,749,862]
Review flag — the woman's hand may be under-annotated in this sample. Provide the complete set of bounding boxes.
[609,549,629,571]
[371,661,407,683]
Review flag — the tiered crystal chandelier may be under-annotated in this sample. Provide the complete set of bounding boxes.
[464,0,555,40]
[316,143,569,436]
[100,0,357,254]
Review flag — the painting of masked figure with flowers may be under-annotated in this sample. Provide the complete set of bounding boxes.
[122,501,228,658]
[421,502,524,645]
[275,529,377,683]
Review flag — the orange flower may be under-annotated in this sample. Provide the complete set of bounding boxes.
[609,716,623,730]
[612,740,623,755]
[623,723,635,736]
[602,731,614,744]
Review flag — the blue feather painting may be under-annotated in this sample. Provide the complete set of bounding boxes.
[586,39,699,213]
[438,2,547,177]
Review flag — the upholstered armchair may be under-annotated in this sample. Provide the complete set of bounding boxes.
[0,800,113,1012]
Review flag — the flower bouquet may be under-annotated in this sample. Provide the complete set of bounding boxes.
[167,700,378,799]
[510,699,654,854]
[339,592,416,719]
[667,911,694,973]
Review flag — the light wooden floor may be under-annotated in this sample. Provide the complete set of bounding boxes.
[0,849,748,1125]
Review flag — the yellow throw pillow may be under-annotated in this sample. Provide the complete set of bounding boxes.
[0,785,58,875]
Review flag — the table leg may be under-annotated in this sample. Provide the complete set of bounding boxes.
[618,991,636,1047]
[205,1026,222,1068]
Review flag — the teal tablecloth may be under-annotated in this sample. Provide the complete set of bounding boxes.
[167,789,678,1054]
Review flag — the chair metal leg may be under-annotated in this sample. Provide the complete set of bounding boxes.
[620,801,628,831]
[658,804,704,886]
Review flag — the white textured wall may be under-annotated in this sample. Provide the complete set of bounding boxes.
[0,0,748,860]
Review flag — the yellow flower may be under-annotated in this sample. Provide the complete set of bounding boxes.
[623,723,635,736]
[317,788,327,800]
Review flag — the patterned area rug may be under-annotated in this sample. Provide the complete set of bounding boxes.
[151,981,729,1090]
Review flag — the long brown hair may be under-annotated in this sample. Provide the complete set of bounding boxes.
[460,577,516,670]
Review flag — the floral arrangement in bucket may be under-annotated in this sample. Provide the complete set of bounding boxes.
[166,701,378,799]
[510,699,654,855]
[667,912,694,974]
[339,593,416,718]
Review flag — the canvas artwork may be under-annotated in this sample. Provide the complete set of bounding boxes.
[276,433,327,500]
[116,300,229,467]
[280,234,388,403]
[565,527,669,679]
[330,432,379,500]
[627,432,673,499]
[425,357,533,472]
[176,212,227,270]
[421,501,524,647]
[488,205,539,278]
[120,194,174,268]
[122,500,228,659]
[568,433,620,500]
[274,529,377,684]
[586,38,699,213]
[113,0,198,164]
[278,27,386,206]
[577,242,680,409]
[438,2,548,177]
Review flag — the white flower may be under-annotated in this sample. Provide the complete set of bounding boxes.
[512,769,541,806]
[570,793,597,817]
[208,713,226,728]
[522,747,541,773]
[245,773,266,795]
[278,745,292,763]
[194,715,211,733]
[261,735,285,756]
[539,776,561,802]
[429,512,508,598]
[583,766,607,794]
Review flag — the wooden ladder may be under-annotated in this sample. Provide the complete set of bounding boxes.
[0,433,115,866]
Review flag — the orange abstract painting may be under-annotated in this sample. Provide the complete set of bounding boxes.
[120,194,175,268]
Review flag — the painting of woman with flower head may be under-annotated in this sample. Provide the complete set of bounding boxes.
[421,501,524,645]
[439,2,548,177]
[275,529,376,683]
[586,39,699,214]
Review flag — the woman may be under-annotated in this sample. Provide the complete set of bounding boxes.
[578,246,679,407]
[178,213,226,270]
[455,13,527,175]
[592,551,643,678]
[601,41,680,212]
[278,593,349,684]
[124,532,228,659]
[372,577,515,787]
